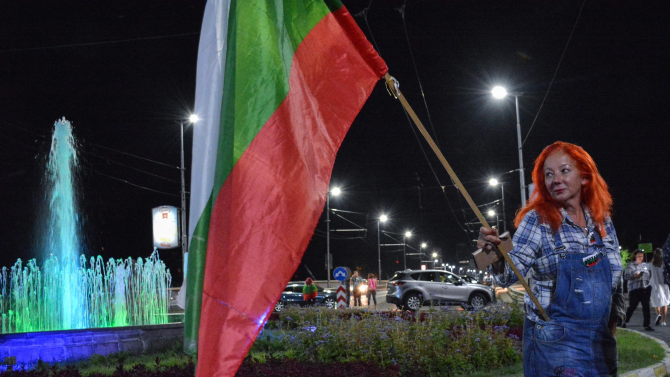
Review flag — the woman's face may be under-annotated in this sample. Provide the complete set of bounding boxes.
[635,253,644,264]
[543,151,587,206]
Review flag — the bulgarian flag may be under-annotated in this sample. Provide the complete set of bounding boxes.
[184,0,387,375]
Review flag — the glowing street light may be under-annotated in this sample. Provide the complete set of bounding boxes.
[491,85,527,207]
[491,86,507,99]
[489,178,507,233]
[180,114,199,278]
[326,186,342,287]
[377,214,388,281]
[403,231,412,270]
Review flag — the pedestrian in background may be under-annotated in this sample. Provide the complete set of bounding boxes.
[367,273,377,310]
[650,248,670,326]
[623,249,654,331]
[351,270,363,307]
[345,272,352,308]
[302,277,318,306]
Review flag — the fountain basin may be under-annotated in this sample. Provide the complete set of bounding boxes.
[0,322,183,369]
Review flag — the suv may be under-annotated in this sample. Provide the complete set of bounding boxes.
[386,269,496,311]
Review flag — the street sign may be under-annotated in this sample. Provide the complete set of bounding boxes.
[333,267,348,281]
[639,243,653,254]
[336,283,347,309]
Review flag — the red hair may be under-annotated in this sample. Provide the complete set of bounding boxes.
[514,141,612,237]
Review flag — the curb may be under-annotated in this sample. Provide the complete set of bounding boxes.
[620,328,670,377]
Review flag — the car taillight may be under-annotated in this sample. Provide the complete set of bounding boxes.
[392,281,405,286]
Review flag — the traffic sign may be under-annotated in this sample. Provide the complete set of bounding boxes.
[639,243,653,254]
[336,284,347,309]
[333,267,348,281]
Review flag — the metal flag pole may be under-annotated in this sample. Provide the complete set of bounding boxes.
[383,72,548,321]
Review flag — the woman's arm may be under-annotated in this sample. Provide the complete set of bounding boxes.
[483,211,543,287]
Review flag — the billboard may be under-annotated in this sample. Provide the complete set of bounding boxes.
[152,206,180,249]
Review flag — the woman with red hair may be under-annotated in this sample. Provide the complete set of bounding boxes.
[478,141,624,376]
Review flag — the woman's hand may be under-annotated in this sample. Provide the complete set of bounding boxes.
[477,227,501,251]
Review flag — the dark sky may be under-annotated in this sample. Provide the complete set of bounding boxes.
[1,0,668,284]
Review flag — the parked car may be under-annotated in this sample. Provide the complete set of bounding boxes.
[386,269,496,311]
[274,283,337,312]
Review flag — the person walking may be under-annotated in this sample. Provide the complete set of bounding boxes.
[366,273,377,310]
[345,272,352,308]
[302,277,318,306]
[623,249,654,330]
[650,248,670,326]
[351,270,363,307]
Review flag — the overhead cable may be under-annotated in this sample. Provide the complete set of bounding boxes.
[522,0,587,146]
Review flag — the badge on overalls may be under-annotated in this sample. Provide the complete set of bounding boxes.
[582,252,600,267]
[588,230,596,245]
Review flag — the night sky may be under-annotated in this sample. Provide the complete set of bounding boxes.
[1,1,668,285]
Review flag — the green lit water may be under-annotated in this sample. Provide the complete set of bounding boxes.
[0,118,172,333]
[0,252,172,333]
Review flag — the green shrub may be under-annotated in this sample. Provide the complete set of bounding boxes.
[256,303,523,376]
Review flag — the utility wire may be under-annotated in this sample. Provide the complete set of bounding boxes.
[398,1,440,150]
[0,32,200,53]
[82,148,180,183]
[355,0,382,58]
[86,143,179,169]
[357,3,473,244]
[522,0,587,146]
[80,165,181,198]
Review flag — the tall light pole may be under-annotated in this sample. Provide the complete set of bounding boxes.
[180,114,199,278]
[326,186,340,288]
[377,214,388,281]
[492,86,526,206]
[489,178,506,233]
[403,231,412,270]
[487,209,499,231]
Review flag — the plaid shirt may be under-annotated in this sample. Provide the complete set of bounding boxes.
[491,208,623,323]
[623,261,650,291]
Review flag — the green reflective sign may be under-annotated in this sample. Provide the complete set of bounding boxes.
[638,243,653,254]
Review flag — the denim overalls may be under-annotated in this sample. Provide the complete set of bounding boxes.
[523,227,617,377]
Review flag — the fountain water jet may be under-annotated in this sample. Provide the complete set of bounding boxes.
[45,117,86,329]
[0,118,172,334]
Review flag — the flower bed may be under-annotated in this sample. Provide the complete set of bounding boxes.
[249,303,524,376]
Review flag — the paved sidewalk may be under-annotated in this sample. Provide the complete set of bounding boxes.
[623,304,670,347]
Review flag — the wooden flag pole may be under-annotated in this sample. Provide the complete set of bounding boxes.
[383,72,549,321]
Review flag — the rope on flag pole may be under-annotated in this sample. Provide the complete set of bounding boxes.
[383,72,549,322]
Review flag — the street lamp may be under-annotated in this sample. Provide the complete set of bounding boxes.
[326,186,341,288]
[403,231,412,270]
[492,86,527,207]
[180,114,199,277]
[487,209,500,231]
[377,214,388,281]
[489,178,507,233]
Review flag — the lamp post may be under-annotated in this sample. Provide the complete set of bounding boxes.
[403,231,412,270]
[492,86,526,207]
[180,114,199,278]
[326,186,341,288]
[487,209,500,230]
[377,214,388,281]
[489,178,507,233]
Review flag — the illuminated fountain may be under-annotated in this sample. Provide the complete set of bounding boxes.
[0,118,172,335]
